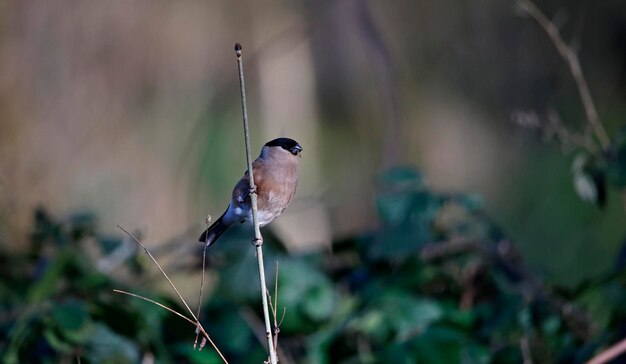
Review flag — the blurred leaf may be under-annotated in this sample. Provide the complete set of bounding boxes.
[374,343,416,363]
[462,343,490,364]
[578,287,615,330]
[50,299,94,344]
[410,326,465,363]
[97,235,124,255]
[43,328,74,354]
[172,342,222,364]
[349,291,443,342]
[369,224,431,261]
[278,258,337,332]
[541,315,561,335]
[67,211,97,240]
[28,249,72,303]
[378,167,425,191]
[457,193,485,213]
[214,311,253,353]
[442,304,475,329]
[372,168,442,261]
[376,167,429,226]
[52,299,89,332]
[302,284,336,321]
[84,324,139,364]
[605,128,626,188]
[31,208,66,246]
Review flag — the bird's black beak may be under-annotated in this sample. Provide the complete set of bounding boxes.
[291,144,303,156]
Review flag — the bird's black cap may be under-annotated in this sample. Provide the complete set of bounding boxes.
[265,137,302,155]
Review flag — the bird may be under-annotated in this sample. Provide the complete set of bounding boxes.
[199,137,303,246]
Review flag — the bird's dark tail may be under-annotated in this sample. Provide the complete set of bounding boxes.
[198,211,230,246]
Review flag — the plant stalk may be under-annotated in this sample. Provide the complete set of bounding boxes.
[234,42,278,364]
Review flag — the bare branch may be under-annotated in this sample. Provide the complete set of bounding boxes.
[517,0,610,149]
[587,336,626,364]
[114,289,196,326]
[114,226,228,363]
[116,226,196,322]
[113,290,228,363]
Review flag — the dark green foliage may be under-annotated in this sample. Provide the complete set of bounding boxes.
[1,168,625,363]
[605,128,626,189]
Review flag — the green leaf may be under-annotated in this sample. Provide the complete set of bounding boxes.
[378,167,425,190]
[52,299,89,332]
[84,324,140,364]
[410,326,465,363]
[349,291,443,342]
[302,285,336,321]
[462,343,491,364]
[172,342,222,364]
[277,258,337,332]
[43,328,74,354]
[603,128,626,187]
[28,249,72,303]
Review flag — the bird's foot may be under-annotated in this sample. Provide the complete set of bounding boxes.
[252,237,263,247]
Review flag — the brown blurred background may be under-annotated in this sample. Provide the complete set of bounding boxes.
[0,0,625,285]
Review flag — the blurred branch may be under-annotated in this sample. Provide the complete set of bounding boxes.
[516,0,610,150]
[520,336,533,364]
[511,109,597,154]
[587,336,626,364]
[517,0,626,213]
[234,43,278,364]
[353,0,402,168]
[420,238,482,261]
[421,237,596,339]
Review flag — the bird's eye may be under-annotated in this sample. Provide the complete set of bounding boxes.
[290,145,303,155]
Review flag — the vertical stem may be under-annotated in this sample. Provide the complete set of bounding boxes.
[234,43,278,364]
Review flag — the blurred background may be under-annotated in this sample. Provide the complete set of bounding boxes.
[1,0,626,363]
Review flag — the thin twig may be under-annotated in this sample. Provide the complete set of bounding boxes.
[114,226,227,363]
[268,263,286,350]
[234,43,278,364]
[114,290,196,326]
[273,262,279,351]
[517,0,610,149]
[117,226,197,321]
[113,290,228,363]
[240,308,294,364]
[194,217,211,349]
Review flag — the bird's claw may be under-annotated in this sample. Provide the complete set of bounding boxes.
[252,237,263,247]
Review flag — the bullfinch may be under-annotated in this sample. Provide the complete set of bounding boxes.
[199,137,302,246]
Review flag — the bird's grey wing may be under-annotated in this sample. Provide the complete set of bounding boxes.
[232,171,251,204]
[229,167,258,223]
